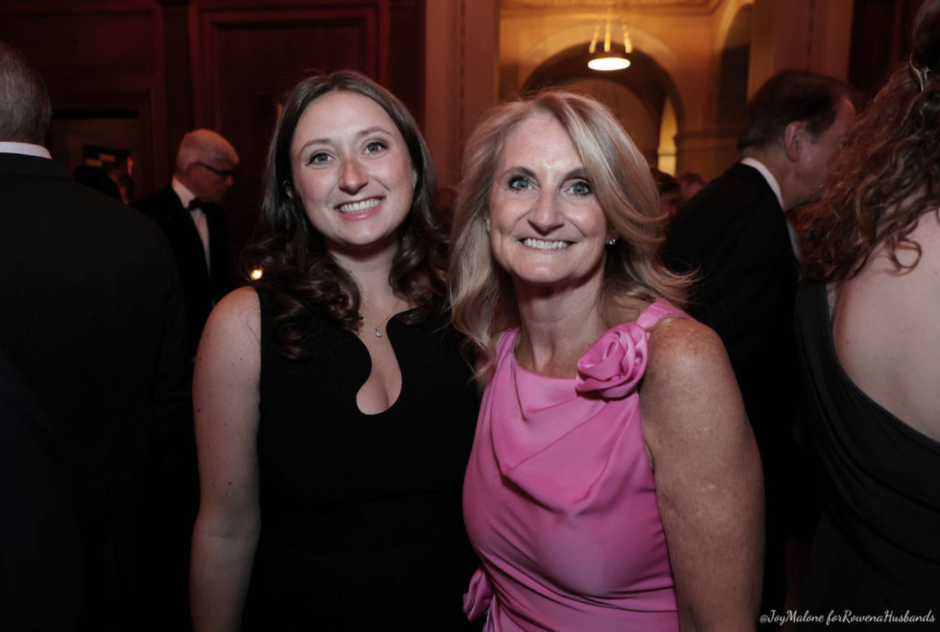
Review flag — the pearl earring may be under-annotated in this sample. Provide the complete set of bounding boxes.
[607,238,617,246]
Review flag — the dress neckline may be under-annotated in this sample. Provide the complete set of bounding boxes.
[509,299,668,380]
[344,304,424,418]
[818,284,940,453]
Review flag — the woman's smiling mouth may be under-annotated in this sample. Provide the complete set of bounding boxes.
[337,198,381,214]
[521,238,571,250]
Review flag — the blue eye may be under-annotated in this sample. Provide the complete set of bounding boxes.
[308,152,331,165]
[570,179,592,196]
[365,141,388,154]
[508,175,532,190]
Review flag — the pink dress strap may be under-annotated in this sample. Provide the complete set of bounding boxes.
[635,300,688,330]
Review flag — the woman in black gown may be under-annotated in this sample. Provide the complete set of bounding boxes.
[189,71,480,631]
[795,0,940,625]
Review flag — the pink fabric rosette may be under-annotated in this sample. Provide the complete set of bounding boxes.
[575,322,649,399]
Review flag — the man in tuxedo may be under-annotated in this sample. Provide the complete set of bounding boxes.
[0,42,191,629]
[662,69,856,620]
[134,129,239,358]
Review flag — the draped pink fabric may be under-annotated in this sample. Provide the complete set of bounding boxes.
[463,301,684,631]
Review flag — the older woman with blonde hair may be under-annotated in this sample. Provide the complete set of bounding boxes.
[450,89,764,631]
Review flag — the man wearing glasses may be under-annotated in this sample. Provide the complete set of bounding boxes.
[135,129,239,360]
[132,128,238,629]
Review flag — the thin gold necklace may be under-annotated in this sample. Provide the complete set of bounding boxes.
[363,302,403,338]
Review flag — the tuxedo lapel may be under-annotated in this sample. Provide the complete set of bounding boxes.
[158,186,212,283]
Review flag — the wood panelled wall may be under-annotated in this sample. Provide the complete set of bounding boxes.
[0,0,424,269]
[850,0,925,99]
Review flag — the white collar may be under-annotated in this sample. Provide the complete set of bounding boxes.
[171,176,198,210]
[0,142,52,159]
[741,157,784,211]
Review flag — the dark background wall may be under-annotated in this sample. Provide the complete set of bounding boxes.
[0,0,925,273]
[850,0,925,100]
[0,0,425,273]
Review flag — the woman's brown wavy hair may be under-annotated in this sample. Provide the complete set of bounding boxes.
[801,0,940,283]
[240,71,446,360]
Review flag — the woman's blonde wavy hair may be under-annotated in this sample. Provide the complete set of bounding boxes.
[449,89,689,380]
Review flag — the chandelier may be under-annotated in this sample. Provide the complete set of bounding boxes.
[588,8,632,71]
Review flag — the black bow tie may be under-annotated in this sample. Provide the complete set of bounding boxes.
[187,199,205,211]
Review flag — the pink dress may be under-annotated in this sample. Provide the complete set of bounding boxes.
[462,301,684,631]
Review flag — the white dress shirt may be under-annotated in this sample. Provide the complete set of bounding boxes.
[740,156,801,262]
[0,142,52,158]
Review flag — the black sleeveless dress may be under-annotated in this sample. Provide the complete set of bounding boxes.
[242,290,481,631]
[794,284,940,629]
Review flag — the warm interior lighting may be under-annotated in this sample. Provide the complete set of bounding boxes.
[588,55,631,71]
[588,9,633,72]
[250,267,263,280]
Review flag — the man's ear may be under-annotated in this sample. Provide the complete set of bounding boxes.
[784,121,803,163]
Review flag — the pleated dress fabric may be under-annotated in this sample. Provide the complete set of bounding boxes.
[463,301,683,632]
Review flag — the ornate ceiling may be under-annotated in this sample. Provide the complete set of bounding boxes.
[501,0,724,12]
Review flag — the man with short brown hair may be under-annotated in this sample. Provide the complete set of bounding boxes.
[662,69,856,623]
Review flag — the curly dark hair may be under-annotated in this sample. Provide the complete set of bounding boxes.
[801,0,940,283]
[240,70,446,360]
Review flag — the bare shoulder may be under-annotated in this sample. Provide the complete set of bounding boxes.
[199,287,262,355]
[210,286,261,332]
[195,286,263,389]
[643,316,732,392]
[639,316,747,455]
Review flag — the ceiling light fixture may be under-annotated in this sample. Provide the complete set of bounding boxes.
[588,8,632,71]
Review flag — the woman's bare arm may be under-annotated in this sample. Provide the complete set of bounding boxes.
[641,317,764,632]
[190,287,263,632]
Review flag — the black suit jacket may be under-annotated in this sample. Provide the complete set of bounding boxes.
[0,350,82,632]
[662,162,800,457]
[0,153,191,630]
[133,184,231,356]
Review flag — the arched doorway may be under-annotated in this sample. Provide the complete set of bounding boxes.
[522,43,682,170]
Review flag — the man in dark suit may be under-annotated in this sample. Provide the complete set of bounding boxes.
[134,129,239,358]
[662,69,856,620]
[0,350,82,631]
[0,42,191,630]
